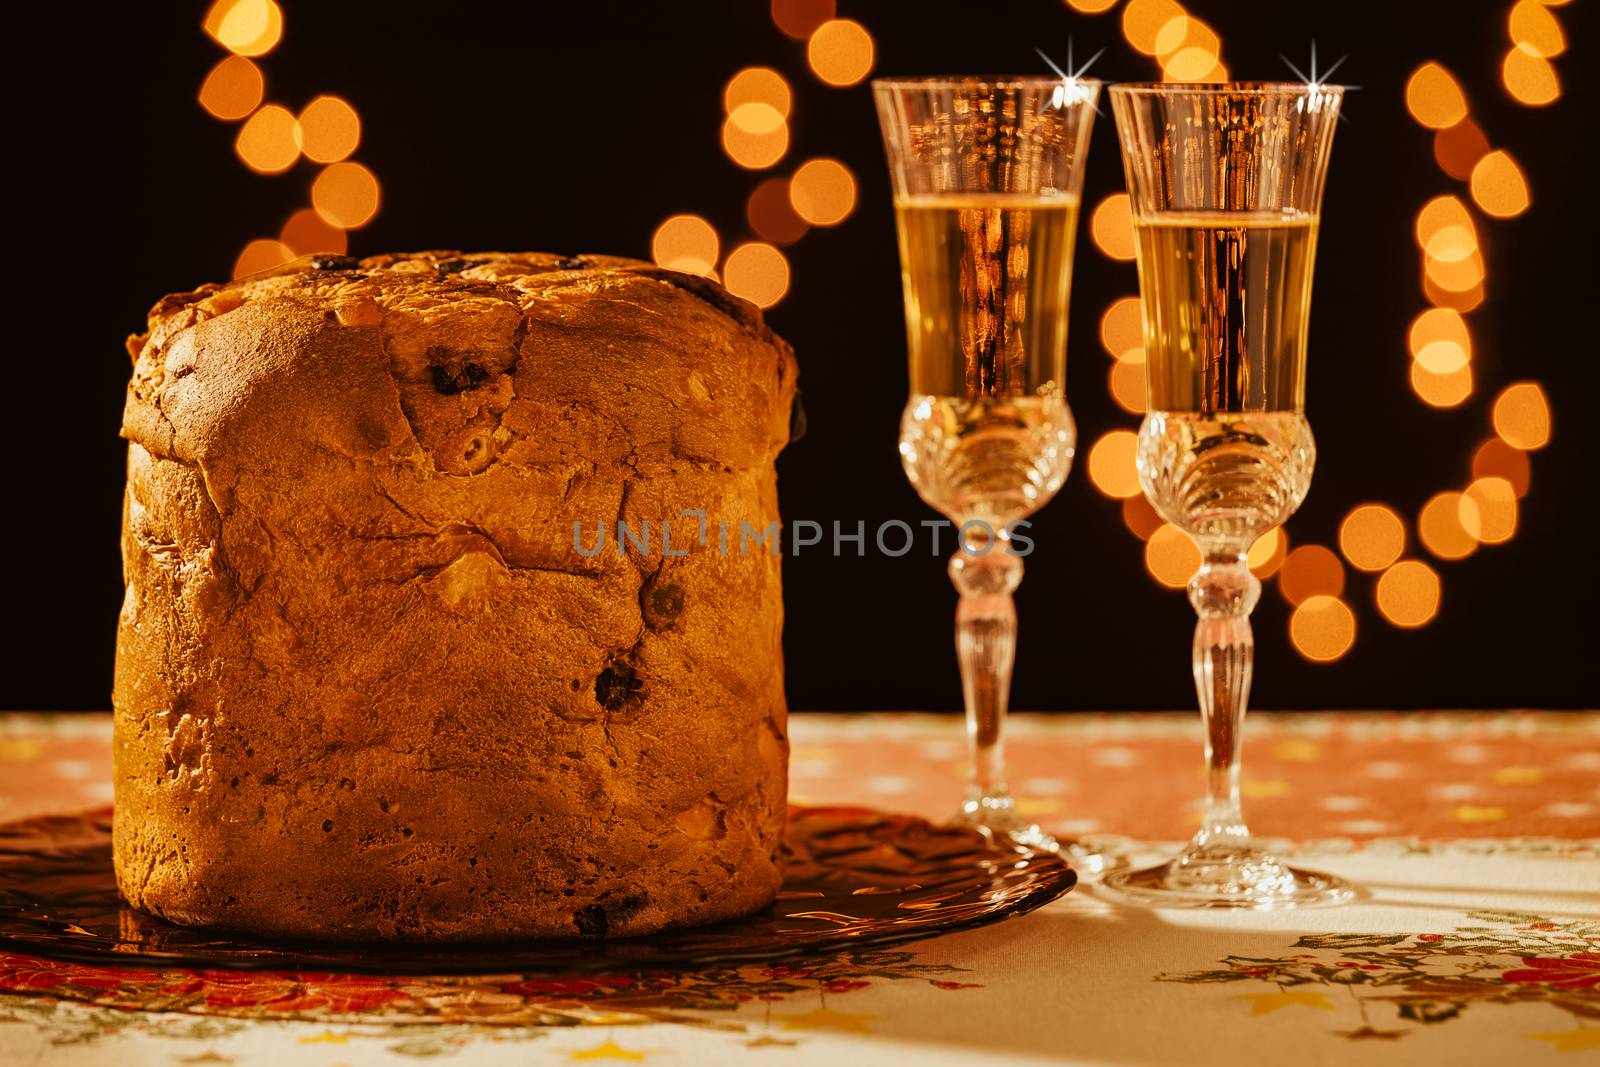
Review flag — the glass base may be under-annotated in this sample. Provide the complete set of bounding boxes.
[951,796,1124,874]
[1101,843,1353,909]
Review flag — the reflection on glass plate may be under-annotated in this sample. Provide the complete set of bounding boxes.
[0,806,1074,974]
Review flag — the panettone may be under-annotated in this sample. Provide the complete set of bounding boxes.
[113,251,795,940]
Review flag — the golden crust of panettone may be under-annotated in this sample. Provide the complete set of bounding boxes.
[113,251,796,941]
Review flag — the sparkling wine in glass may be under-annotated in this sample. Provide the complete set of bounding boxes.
[875,77,1099,853]
[1103,82,1353,907]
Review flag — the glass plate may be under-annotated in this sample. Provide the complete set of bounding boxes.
[0,806,1075,974]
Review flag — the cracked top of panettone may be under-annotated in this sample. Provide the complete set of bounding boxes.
[122,250,797,483]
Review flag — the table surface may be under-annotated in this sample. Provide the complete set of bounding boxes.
[2,711,1597,1066]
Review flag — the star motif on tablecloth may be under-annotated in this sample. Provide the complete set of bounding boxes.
[566,1039,654,1061]
[1234,991,1336,1016]
[1453,805,1507,823]
[775,1006,877,1033]
[0,739,42,761]
[1271,739,1321,762]
[745,1034,801,1048]
[1524,1028,1600,1053]
[296,1030,350,1044]
[1335,1026,1407,1041]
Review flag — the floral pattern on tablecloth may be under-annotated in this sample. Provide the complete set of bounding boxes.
[1159,910,1600,1045]
[0,946,975,1028]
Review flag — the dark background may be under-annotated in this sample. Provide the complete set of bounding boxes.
[15,1,1595,711]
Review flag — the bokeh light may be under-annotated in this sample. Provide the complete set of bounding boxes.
[240,8,284,57]
[1100,297,1144,361]
[771,0,834,41]
[1091,194,1136,260]
[279,207,347,256]
[789,158,856,225]
[807,19,875,87]
[204,0,283,57]
[232,238,294,280]
[311,162,381,229]
[1405,62,1469,129]
[1461,477,1518,544]
[1472,438,1531,498]
[1145,525,1201,589]
[1509,0,1567,56]
[1154,16,1219,58]
[725,67,792,117]
[1423,222,1477,264]
[1433,119,1489,181]
[1152,16,1190,52]
[1339,505,1406,572]
[1423,247,1484,293]
[1414,195,1476,250]
[723,243,790,309]
[1087,431,1142,499]
[1492,382,1552,451]
[1278,544,1345,606]
[747,178,809,246]
[1122,0,1185,55]
[1247,529,1288,579]
[1155,16,1223,83]
[1502,47,1561,106]
[198,55,264,121]
[1418,491,1479,561]
[722,113,790,170]
[728,101,786,135]
[1163,48,1226,84]
[234,104,301,174]
[651,215,720,276]
[297,96,361,164]
[1423,272,1485,313]
[1410,362,1474,408]
[1065,0,1119,11]
[1122,495,1163,540]
[1289,595,1357,663]
[1414,340,1469,375]
[1409,308,1472,362]
[1376,560,1442,629]
[1108,360,1146,414]
[1470,151,1531,218]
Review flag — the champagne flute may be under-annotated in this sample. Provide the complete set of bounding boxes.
[1103,82,1352,907]
[874,76,1099,853]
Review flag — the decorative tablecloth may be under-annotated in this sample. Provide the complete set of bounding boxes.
[1,711,1596,1065]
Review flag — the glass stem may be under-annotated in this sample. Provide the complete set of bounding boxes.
[949,540,1023,811]
[1187,550,1261,850]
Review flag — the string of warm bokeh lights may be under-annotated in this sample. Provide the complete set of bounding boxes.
[643,0,1558,664]
[1068,0,1230,81]
[648,0,870,308]
[651,3,1229,314]
[1070,0,1558,663]
[196,0,381,278]
[199,1,1561,667]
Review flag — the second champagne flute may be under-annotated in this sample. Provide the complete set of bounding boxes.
[874,76,1099,853]
[1103,81,1352,907]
